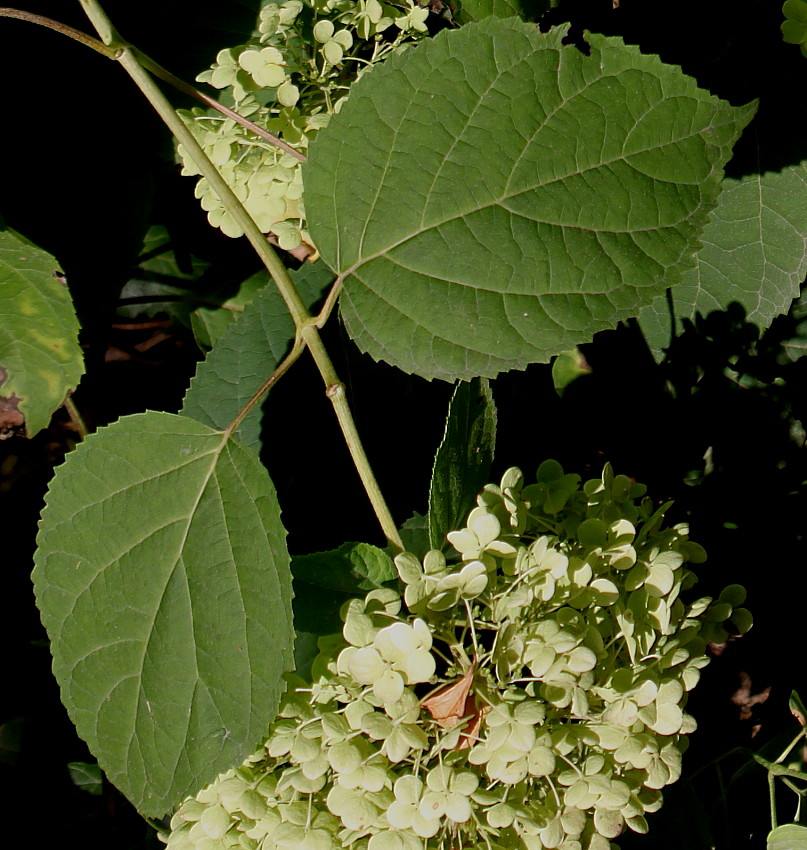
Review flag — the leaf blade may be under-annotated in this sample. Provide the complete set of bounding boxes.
[291,542,396,634]
[33,411,294,816]
[306,19,756,381]
[0,228,83,435]
[456,0,547,22]
[639,163,807,353]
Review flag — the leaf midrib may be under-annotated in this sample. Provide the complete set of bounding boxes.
[339,121,726,283]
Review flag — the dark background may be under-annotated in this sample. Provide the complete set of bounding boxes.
[1,0,806,846]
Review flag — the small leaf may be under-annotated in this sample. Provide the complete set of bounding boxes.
[291,542,396,634]
[306,19,756,381]
[293,630,320,680]
[67,761,104,796]
[551,348,591,396]
[790,690,807,727]
[428,379,497,549]
[0,228,83,436]
[293,541,395,592]
[182,261,333,450]
[33,411,294,816]
[399,512,431,560]
[768,824,807,850]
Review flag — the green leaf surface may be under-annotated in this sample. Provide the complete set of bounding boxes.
[67,761,104,796]
[552,347,592,395]
[305,19,755,381]
[457,0,545,22]
[118,225,210,324]
[33,411,294,817]
[768,824,807,850]
[639,163,807,354]
[182,261,333,450]
[190,270,268,351]
[428,378,497,548]
[293,541,396,591]
[399,512,431,559]
[0,228,83,436]
[293,630,320,679]
[291,542,396,634]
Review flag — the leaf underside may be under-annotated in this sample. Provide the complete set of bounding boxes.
[639,162,807,354]
[182,261,333,451]
[305,18,756,382]
[0,228,83,436]
[33,411,294,817]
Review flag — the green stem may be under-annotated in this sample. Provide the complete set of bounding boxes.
[770,770,778,830]
[77,0,403,552]
[0,5,303,159]
[0,8,116,57]
[64,393,89,439]
[754,752,807,782]
[774,730,806,765]
[77,0,118,42]
[313,278,344,328]
[781,776,807,799]
[130,47,306,162]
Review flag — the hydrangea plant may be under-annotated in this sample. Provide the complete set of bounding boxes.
[163,461,750,850]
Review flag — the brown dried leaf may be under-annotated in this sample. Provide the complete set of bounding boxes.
[456,694,490,751]
[423,666,475,728]
[731,671,771,721]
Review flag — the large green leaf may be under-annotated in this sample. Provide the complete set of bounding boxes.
[33,411,294,817]
[0,228,83,436]
[182,261,333,451]
[428,378,497,549]
[639,162,807,353]
[305,19,756,382]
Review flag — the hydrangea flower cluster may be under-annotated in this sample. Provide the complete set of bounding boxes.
[163,461,750,850]
[177,0,432,249]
